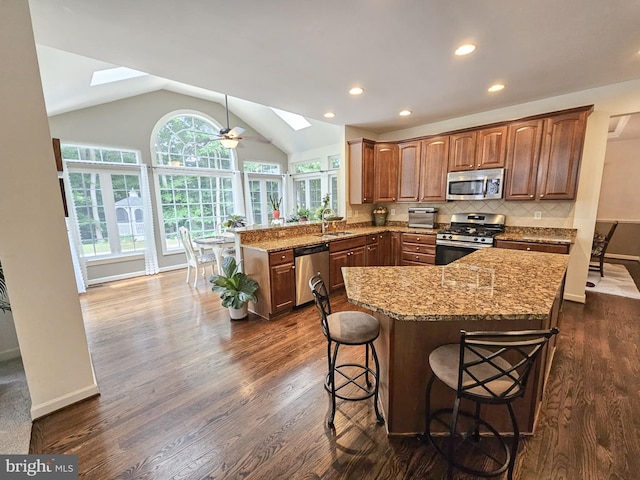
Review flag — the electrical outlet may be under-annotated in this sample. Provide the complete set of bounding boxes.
[390,209,396,216]
[534,211,542,220]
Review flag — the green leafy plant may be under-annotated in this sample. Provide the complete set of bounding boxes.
[210,256,259,309]
[223,215,246,228]
[268,193,282,212]
[0,261,10,313]
[297,206,310,219]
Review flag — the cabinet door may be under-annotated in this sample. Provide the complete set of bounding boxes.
[476,126,507,169]
[374,143,399,202]
[348,139,375,204]
[329,250,349,291]
[397,141,421,202]
[378,232,392,266]
[536,111,588,200]
[495,240,570,254]
[390,232,402,266]
[350,246,366,267]
[366,243,379,266]
[270,262,295,313]
[420,136,449,202]
[504,120,544,200]
[448,131,477,172]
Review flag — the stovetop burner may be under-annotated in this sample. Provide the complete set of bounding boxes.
[437,213,506,247]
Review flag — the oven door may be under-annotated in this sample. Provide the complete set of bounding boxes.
[435,240,492,265]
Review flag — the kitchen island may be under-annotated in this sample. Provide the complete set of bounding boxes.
[342,247,569,435]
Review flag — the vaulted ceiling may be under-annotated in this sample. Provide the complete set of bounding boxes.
[29,0,640,152]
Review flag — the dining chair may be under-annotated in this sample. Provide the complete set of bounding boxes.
[589,221,618,277]
[178,226,217,287]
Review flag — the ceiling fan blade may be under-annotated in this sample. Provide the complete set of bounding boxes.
[228,126,245,138]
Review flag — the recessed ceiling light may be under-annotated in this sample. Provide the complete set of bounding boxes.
[488,83,505,93]
[323,112,335,119]
[455,44,476,56]
[349,86,364,95]
[399,110,412,117]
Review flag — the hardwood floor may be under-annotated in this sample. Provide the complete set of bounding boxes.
[30,269,640,479]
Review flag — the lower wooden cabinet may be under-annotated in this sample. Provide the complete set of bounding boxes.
[242,247,295,319]
[401,232,436,265]
[329,236,366,291]
[495,239,570,254]
[365,233,379,266]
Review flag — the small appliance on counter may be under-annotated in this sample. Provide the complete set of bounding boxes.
[408,207,438,229]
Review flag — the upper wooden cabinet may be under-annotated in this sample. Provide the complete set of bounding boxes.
[397,141,422,202]
[504,120,545,200]
[448,131,477,172]
[505,108,589,201]
[419,136,449,202]
[475,126,507,169]
[537,111,588,200]
[348,139,375,204]
[374,143,399,202]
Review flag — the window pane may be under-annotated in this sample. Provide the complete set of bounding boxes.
[329,155,341,169]
[243,162,280,174]
[62,145,139,165]
[69,172,110,257]
[111,174,144,253]
[294,180,307,209]
[330,175,338,211]
[294,160,321,173]
[309,178,322,210]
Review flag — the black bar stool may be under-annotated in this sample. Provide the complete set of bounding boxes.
[423,328,558,479]
[309,273,384,427]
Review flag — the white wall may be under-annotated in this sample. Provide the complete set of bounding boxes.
[598,138,640,221]
[0,310,19,361]
[0,0,98,418]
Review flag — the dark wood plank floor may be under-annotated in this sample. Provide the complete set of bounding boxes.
[30,267,640,479]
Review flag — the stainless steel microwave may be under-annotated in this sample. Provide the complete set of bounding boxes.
[446,168,505,201]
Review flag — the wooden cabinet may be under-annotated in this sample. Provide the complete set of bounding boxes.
[420,136,449,202]
[329,236,366,291]
[348,139,375,204]
[537,111,588,200]
[448,130,477,172]
[504,120,545,200]
[475,125,507,169]
[242,248,295,319]
[397,141,421,202]
[378,232,394,266]
[401,233,436,265]
[505,108,590,201]
[365,234,379,266]
[495,239,570,254]
[374,143,399,202]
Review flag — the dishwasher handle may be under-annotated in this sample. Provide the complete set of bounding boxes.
[294,243,329,256]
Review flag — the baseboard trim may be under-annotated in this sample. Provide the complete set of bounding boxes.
[31,383,100,420]
[0,347,20,362]
[87,264,186,286]
[564,292,586,304]
[605,253,640,262]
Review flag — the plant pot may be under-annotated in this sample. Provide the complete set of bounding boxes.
[273,210,280,219]
[228,304,248,321]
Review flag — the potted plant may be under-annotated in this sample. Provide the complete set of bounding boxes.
[297,206,310,222]
[210,256,259,320]
[268,193,282,219]
[223,215,246,229]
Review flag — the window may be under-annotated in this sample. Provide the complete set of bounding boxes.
[153,114,239,250]
[244,161,282,225]
[62,145,147,258]
[291,154,341,217]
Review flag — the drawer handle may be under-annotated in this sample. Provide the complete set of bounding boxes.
[526,247,531,251]
[416,247,420,250]
[282,255,286,259]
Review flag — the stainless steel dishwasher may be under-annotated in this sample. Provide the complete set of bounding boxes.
[294,243,330,307]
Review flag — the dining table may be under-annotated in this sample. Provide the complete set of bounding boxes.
[193,235,236,275]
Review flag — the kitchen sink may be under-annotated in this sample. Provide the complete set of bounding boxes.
[318,231,353,238]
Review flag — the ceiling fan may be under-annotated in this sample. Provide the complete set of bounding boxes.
[201,94,271,149]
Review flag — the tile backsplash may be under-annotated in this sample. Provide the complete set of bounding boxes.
[349,200,575,228]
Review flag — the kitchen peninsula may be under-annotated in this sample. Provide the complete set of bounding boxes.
[342,247,569,435]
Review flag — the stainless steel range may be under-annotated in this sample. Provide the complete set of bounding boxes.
[436,213,505,265]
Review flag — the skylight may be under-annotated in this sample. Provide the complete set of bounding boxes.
[269,107,311,131]
[90,67,148,87]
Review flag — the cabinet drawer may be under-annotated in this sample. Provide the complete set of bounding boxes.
[402,233,435,245]
[402,243,435,255]
[329,236,366,253]
[495,240,569,254]
[401,251,435,264]
[366,234,379,244]
[269,249,294,266]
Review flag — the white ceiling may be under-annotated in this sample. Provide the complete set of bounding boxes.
[29,0,640,151]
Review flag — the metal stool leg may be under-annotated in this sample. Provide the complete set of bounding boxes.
[370,341,384,424]
[328,342,340,427]
[506,402,519,480]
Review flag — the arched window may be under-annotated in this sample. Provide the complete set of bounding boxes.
[152,113,238,250]
[116,208,129,223]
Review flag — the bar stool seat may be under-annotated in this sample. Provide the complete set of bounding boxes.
[309,274,384,428]
[423,328,558,480]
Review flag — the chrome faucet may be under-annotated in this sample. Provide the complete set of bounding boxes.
[321,207,336,234]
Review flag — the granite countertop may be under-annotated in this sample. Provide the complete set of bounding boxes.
[496,227,576,245]
[343,248,569,322]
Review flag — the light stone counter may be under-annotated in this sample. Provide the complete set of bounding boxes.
[343,248,569,322]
